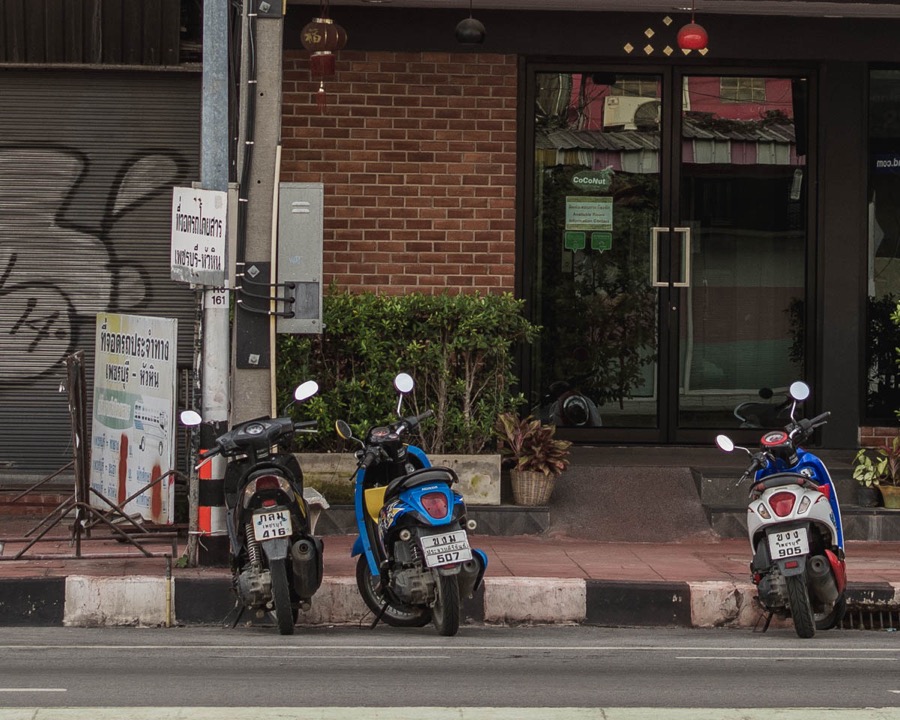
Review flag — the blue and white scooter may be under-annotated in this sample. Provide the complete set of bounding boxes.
[716,381,846,638]
[335,373,487,636]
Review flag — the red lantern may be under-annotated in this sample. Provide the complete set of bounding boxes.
[677,22,708,50]
[301,17,347,55]
[309,51,336,78]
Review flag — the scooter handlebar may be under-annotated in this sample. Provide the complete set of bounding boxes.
[195,446,222,470]
[360,447,380,470]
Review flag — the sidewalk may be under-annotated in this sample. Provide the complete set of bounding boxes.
[1,519,899,630]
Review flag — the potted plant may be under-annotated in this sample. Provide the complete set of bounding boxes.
[852,436,900,508]
[493,412,572,506]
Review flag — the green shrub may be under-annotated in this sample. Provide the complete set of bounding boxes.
[277,289,539,455]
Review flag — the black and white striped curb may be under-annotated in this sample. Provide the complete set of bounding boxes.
[2,577,898,628]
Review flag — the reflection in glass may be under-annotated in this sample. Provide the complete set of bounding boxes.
[531,72,661,429]
[866,69,900,422]
[678,75,806,429]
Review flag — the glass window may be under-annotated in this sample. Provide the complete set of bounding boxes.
[866,69,900,422]
[720,77,766,103]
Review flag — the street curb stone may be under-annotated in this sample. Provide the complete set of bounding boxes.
[3,577,899,628]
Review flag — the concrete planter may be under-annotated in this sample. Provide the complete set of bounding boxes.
[296,452,501,506]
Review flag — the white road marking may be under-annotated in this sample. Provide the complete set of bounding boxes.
[0,688,66,692]
[677,656,893,661]
[1,644,898,652]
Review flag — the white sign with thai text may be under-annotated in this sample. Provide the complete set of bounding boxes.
[90,313,178,524]
[171,186,227,286]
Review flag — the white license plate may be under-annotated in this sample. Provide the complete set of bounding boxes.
[253,509,292,541]
[767,527,809,560]
[421,529,473,568]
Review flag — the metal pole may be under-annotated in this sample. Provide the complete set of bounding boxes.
[194,0,232,566]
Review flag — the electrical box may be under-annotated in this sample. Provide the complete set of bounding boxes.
[276,182,324,335]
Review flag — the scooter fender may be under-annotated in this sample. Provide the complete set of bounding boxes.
[825,548,847,592]
[261,536,291,563]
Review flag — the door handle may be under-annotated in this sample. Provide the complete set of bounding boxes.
[650,226,692,288]
[672,226,692,288]
[650,226,667,288]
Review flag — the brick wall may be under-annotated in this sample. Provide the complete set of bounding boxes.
[859,426,900,449]
[281,50,518,294]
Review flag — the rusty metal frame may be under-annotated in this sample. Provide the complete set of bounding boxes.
[0,352,179,561]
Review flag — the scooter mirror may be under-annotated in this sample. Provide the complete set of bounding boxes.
[335,419,353,440]
[180,410,202,427]
[394,373,414,394]
[294,380,319,403]
[715,434,735,453]
[789,381,810,402]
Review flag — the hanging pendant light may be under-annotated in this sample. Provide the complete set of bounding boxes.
[456,0,485,44]
[677,0,708,51]
[300,0,348,112]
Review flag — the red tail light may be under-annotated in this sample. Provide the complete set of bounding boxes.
[421,492,448,519]
[769,491,796,517]
[255,475,281,491]
[262,498,277,508]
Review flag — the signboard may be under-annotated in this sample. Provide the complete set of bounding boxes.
[170,186,227,286]
[565,196,613,231]
[90,313,178,524]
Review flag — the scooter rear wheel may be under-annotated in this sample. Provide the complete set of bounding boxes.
[355,556,431,627]
[786,574,816,638]
[432,574,460,637]
[271,558,296,636]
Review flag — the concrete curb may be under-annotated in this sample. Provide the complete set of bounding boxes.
[2,577,898,628]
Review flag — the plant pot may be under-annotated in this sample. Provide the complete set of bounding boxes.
[878,484,900,509]
[510,469,556,506]
[856,485,882,508]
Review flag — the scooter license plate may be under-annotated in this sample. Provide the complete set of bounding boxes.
[252,509,292,541]
[421,530,473,568]
[767,527,809,559]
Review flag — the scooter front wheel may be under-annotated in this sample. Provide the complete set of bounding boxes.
[355,556,431,627]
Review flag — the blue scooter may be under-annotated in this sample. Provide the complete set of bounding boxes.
[335,373,487,636]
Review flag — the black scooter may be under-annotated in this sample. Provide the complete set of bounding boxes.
[181,381,324,635]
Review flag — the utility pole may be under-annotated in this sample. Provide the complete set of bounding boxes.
[232,0,284,423]
[193,0,231,566]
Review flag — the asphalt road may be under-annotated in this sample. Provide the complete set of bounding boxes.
[0,625,899,717]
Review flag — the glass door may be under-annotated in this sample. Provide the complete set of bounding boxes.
[528,69,670,442]
[527,67,810,442]
[673,72,808,440]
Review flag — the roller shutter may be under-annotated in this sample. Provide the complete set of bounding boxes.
[0,68,201,478]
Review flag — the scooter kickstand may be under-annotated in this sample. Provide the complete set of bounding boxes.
[224,600,245,629]
[753,611,773,633]
[369,602,389,629]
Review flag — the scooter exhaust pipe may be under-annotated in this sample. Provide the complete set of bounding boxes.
[291,537,323,600]
[807,554,839,605]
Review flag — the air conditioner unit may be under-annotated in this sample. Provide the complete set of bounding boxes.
[603,96,660,130]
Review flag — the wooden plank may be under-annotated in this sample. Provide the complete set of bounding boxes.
[142,0,162,65]
[83,0,103,64]
[160,0,180,65]
[2,0,27,62]
[122,0,143,64]
[23,0,47,62]
[45,0,67,63]
[64,0,84,63]
[101,0,123,63]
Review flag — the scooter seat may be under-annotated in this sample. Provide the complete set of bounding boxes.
[383,466,458,503]
[750,472,821,499]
